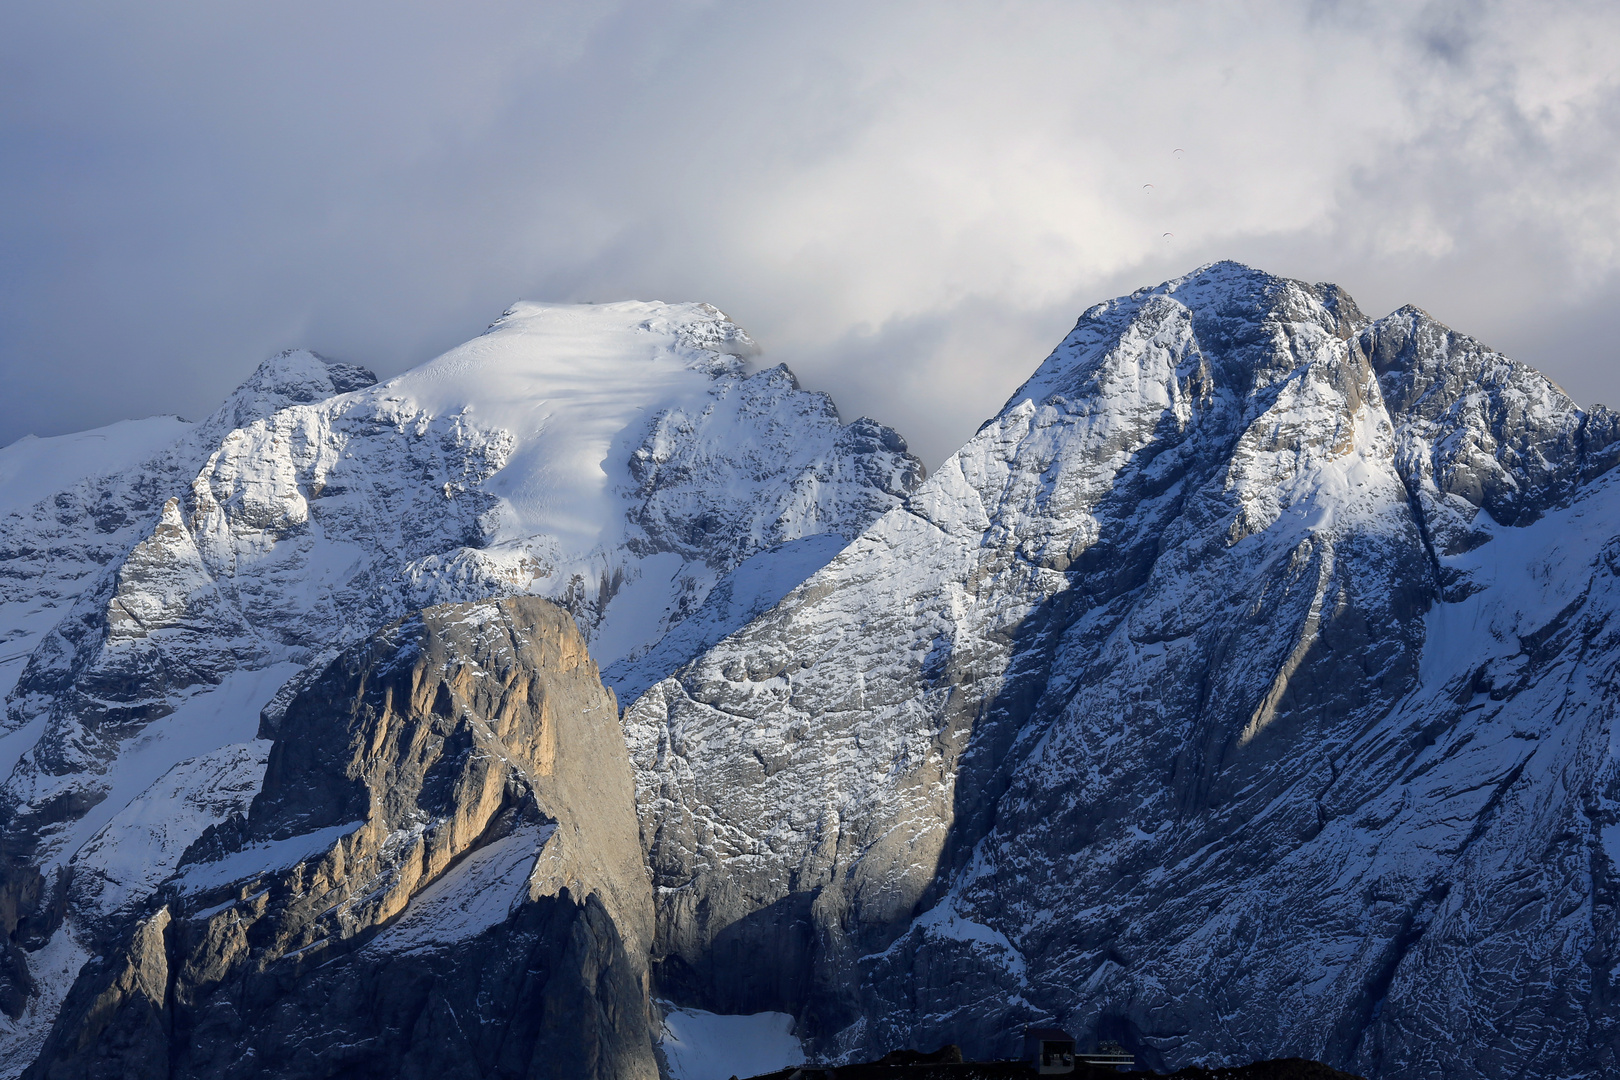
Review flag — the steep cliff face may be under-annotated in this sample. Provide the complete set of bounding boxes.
[625,263,1620,1080]
[25,596,657,1080]
[0,302,919,1067]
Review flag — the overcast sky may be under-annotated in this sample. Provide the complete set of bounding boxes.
[3,1,1618,467]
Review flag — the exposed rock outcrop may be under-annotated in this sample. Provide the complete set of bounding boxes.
[25,596,657,1080]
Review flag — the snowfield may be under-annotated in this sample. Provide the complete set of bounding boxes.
[658,1005,806,1080]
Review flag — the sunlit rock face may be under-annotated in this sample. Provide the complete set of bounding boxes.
[26,596,659,1080]
[627,263,1620,1080]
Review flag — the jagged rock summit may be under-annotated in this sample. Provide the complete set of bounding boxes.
[3,264,1618,1080]
[625,262,1620,1080]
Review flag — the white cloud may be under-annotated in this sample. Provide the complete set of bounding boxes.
[2,0,1618,465]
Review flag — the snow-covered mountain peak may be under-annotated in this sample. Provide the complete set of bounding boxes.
[425,300,752,405]
[1,300,913,747]
[200,348,379,438]
[1360,303,1620,529]
[1004,262,1367,417]
[370,300,759,556]
[483,298,756,353]
[622,264,1620,1079]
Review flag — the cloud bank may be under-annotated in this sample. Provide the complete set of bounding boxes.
[3,0,1618,465]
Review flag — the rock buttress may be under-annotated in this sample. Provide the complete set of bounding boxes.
[25,596,658,1080]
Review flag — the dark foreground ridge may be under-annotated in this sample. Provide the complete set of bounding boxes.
[745,1047,1362,1080]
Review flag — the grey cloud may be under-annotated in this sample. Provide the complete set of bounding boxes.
[2,0,1618,468]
